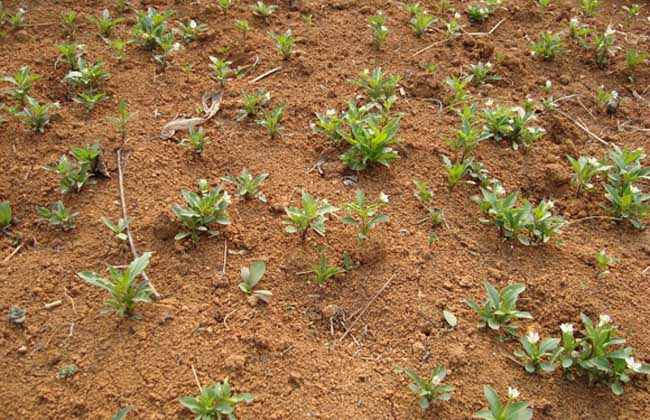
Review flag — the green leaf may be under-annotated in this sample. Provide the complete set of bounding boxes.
[112,408,129,420]
[128,252,152,279]
[443,310,457,328]
[483,385,501,416]
[248,260,266,288]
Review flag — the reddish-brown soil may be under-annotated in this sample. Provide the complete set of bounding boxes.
[1,0,649,419]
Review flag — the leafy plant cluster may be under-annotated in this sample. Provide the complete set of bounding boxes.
[1,66,59,132]
[45,143,102,194]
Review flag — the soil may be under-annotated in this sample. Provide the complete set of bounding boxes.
[1,0,649,419]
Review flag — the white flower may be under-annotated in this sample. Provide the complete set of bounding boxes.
[605,26,616,37]
[431,374,442,386]
[570,17,579,24]
[485,99,494,107]
[598,314,611,326]
[379,192,389,203]
[507,387,520,400]
[626,357,642,372]
[326,109,336,116]
[560,323,574,334]
[527,331,540,344]
[454,12,461,19]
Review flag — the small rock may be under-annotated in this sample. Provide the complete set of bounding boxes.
[288,371,303,387]
[17,346,27,354]
[224,354,246,371]
[321,304,337,318]
[559,74,571,85]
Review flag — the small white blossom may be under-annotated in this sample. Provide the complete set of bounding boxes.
[605,26,616,37]
[527,331,540,344]
[454,12,461,19]
[379,192,389,203]
[431,374,442,386]
[626,357,642,372]
[598,314,611,326]
[560,323,574,334]
[507,387,520,400]
[326,109,336,116]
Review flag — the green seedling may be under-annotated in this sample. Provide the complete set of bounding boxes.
[179,378,253,420]
[537,0,551,10]
[447,103,490,159]
[78,252,155,318]
[87,9,124,37]
[400,3,424,17]
[105,38,132,62]
[18,97,58,133]
[626,49,648,82]
[593,27,618,66]
[209,56,232,86]
[37,201,78,231]
[595,250,616,275]
[369,12,388,49]
[101,216,129,241]
[234,20,251,40]
[594,85,617,107]
[0,200,13,230]
[342,189,389,241]
[180,126,208,155]
[7,8,25,30]
[567,18,592,45]
[466,5,492,23]
[402,366,453,409]
[107,100,137,141]
[256,103,286,138]
[73,91,107,113]
[473,386,532,420]
[310,249,347,286]
[271,29,296,60]
[311,109,344,143]
[467,62,500,85]
[514,331,561,373]
[173,179,231,242]
[45,153,95,193]
[530,31,567,60]
[442,155,474,188]
[410,11,436,37]
[115,0,131,13]
[175,19,207,43]
[222,168,268,202]
[581,0,600,16]
[250,1,277,18]
[61,11,78,35]
[57,365,79,378]
[339,114,402,170]
[302,14,314,26]
[413,178,433,206]
[1,66,41,103]
[237,89,271,120]
[5,305,26,324]
[567,155,609,195]
[351,67,401,103]
[239,260,272,303]
[63,59,109,91]
[445,74,473,105]
[283,191,338,238]
[465,282,532,336]
[219,0,236,12]
[112,408,130,420]
[131,7,175,50]
[55,41,86,69]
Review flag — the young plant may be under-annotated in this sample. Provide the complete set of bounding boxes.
[105,38,132,62]
[234,20,251,40]
[473,386,533,420]
[57,364,79,378]
[250,2,277,18]
[445,74,473,105]
[101,216,129,241]
[208,56,232,87]
[310,249,347,286]
[237,89,271,120]
[222,168,268,202]
[78,252,154,318]
[179,378,253,420]
[442,155,474,188]
[466,5,492,23]
[107,99,136,141]
[413,178,433,205]
[400,2,424,17]
[410,11,436,37]
[594,85,617,107]
[115,0,131,13]
[339,115,402,170]
[173,180,231,242]
[45,146,98,194]
[63,59,109,91]
[622,4,643,20]
[311,109,344,143]
[175,19,207,43]
[73,91,107,113]
[55,41,86,69]
[444,17,463,43]
[1,66,41,103]
[0,200,13,230]
[368,12,388,49]
[626,49,648,82]
[341,190,389,241]
[595,250,616,275]
[37,201,78,231]
[566,155,608,195]
[270,29,296,60]
[581,0,601,17]
[256,103,286,138]
[537,0,551,10]
[18,97,58,133]
[465,282,532,336]
[219,0,236,12]
[403,366,453,409]
[239,260,272,303]
[352,67,401,103]
[5,306,26,324]
[7,8,26,30]
[467,62,500,85]
[514,331,561,373]
[567,18,592,45]
[530,31,567,61]
[131,7,175,50]
[180,126,208,155]
[593,27,618,66]
[447,103,490,159]
[87,9,124,37]
[283,191,338,238]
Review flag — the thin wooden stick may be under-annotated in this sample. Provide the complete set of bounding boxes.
[412,39,450,57]
[116,149,160,299]
[465,17,508,36]
[191,364,202,392]
[249,66,281,84]
[565,215,622,226]
[222,238,228,275]
[555,109,609,145]
[339,274,396,342]
[1,243,23,264]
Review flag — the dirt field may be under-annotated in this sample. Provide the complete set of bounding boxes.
[1,0,649,419]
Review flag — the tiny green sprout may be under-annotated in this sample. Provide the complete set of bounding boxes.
[112,408,130,420]
[447,103,490,159]
[443,310,457,329]
[581,0,601,17]
[595,250,617,275]
[302,14,314,26]
[173,180,231,242]
[567,18,592,45]
[180,126,208,155]
[237,88,271,120]
[251,1,277,18]
[5,305,26,324]
[310,249,347,287]
[466,5,491,23]
[400,3,424,18]
[222,168,268,202]
[180,63,193,78]
[219,0,236,12]
[473,385,533,420]
[256,103,286,138]
[514,331,561,373]
[594,85,617,107]
[55,41,86,69]
[0,200,13,230]
[271,29,296,60]
[566,155,609,195]
[427,207,445,227]
[115,0,131,13]
[239,260,272,303]
[61,11,78,35]
[467,62,500,85]
[530,31,567,61]
[175,19,207,43]
[342,190,389,241]
[105,38,132,62]
[208,56,232,86]
[18,97,58,133]
[442,155,474,188]
[410,11,436,37]
[368,12,388,50]
[622,4,643,18]
[7,8,25,30]
[413,178,433,206]
[234,20,251,40]
[37,201,78,231]
[131,8,175,50]
[78,252,155,318]
[593,27,619,66]
[402,366,454,409]
[465,282,532,336]
[445,74,473,105]
[45,155,94,194]
[537,0,551,10]
[73,91,107,114]
[444,17,463,43]
[57,365,79,378]
[63,58,109,91]
[179,378,254,420]
[283,191,338,238]
[107,100,136,141]
[437,0,451,12]
[352,67,401,104]
[1,66,42,103]
[311,109,344,143]
[101,216,129,241]
[626,49,648,82]
[339,114,402,170]
[87,9,124,38]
